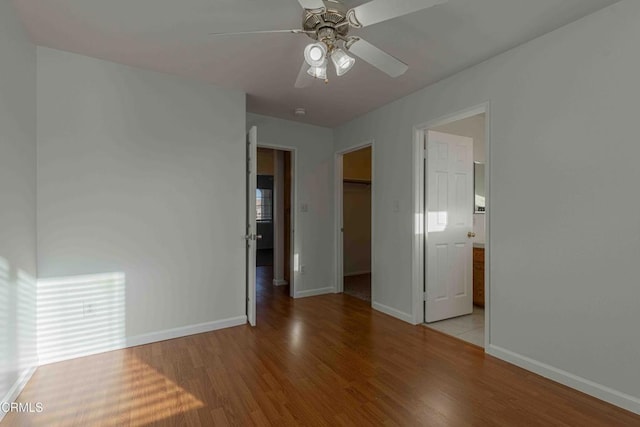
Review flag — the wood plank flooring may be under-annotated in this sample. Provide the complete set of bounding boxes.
[3,266,639,426]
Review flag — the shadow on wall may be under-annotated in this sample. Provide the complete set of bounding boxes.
[17,269,37,374]
[0,256,37,405]
[0,257,10,399]
[37,272,126,365]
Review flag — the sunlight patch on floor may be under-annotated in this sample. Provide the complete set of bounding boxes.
[8,353,204,426]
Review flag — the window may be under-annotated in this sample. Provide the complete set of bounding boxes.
[256,188,273,222]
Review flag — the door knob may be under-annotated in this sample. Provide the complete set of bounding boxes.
[467,231,476,238]
[256,234,262,240]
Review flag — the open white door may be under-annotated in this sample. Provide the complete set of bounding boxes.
[246,126,258,326]
[425,131,474,323]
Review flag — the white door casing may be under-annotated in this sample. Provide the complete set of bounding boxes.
[425,131,474,323]
[246,126,258,326]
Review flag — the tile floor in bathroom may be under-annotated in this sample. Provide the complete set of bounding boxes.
[424,306,485,347]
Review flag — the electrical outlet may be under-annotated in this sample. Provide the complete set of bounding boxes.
[300,265,306,274]
[83,302,96,317]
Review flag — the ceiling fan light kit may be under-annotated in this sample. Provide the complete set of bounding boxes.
[304,42,327,67]
[307,61,328,80]
[210,0,447,87]
[303,42,354,81]
[330,48,355,76]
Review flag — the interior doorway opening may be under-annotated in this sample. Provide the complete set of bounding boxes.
[415,106,489,348]
[256,147,294,300]
[336,144,373,303]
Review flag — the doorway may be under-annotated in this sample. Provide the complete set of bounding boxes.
[255,147,294,298]
[415,106,489,348]
[336,144,373,302]
[246,125,296,326]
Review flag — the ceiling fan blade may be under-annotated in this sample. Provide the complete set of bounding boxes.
[347,38,408,77]
[297,0,326,13]
[209,29,308,36]
[294,60,314,88]
[349,0,446,28]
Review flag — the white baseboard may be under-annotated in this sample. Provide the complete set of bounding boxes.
[344,270,371,277]
[0,365,38,422]
[487,344,640,415]
[294,287,334,298]
[372,302,414,324]
[272,279,288,286]
[126,315,247,348]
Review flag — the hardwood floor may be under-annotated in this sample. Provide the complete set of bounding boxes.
[4,267,639,426]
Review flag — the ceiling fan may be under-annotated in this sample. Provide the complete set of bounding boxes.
[210,0,446,87]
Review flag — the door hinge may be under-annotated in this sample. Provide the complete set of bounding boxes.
[423,291,430,301]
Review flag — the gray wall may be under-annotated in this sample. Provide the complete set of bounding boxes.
[36,47,247,359]
[0,0,37,407]
[334,0,640,412]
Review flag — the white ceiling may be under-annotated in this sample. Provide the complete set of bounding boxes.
[13,0,619,127]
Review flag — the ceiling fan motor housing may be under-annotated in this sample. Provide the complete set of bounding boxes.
[303,0,349,44]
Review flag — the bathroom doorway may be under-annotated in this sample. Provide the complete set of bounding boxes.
[418,107,488,348]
